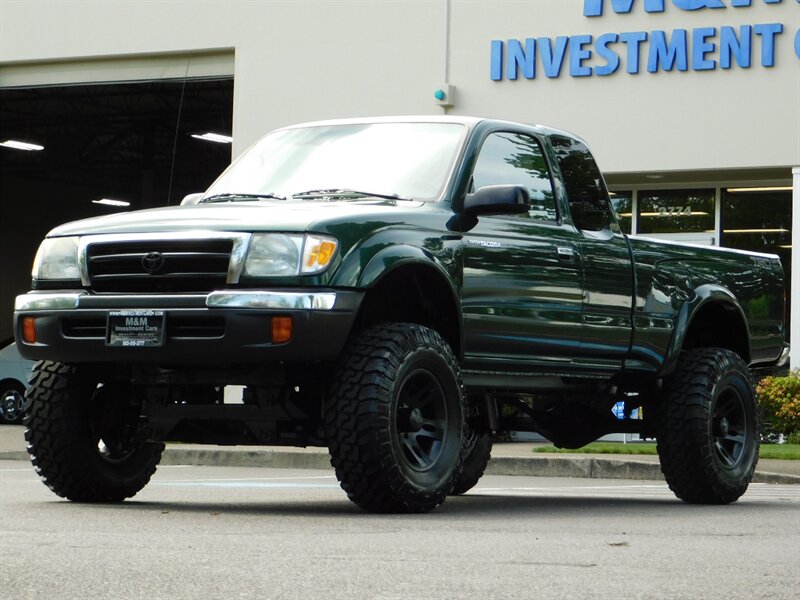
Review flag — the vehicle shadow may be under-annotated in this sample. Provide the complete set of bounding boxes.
[41,491,755,519]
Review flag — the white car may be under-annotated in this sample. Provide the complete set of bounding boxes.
[0,342,35,424]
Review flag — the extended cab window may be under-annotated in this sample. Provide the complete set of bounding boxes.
[551,135,613,232]
[471,132,557,222]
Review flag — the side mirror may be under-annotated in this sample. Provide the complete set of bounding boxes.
[180,192,204,206]
[464,185,530,216]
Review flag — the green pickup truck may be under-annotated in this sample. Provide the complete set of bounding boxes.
[14,117,788,513]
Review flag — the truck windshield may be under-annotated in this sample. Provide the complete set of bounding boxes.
[203,122,467,202]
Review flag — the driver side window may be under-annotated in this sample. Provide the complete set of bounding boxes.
[471,132,557,222]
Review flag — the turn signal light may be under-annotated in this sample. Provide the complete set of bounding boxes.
[271,316,293,344]
[21,317,37,344]
[304,239,337,270]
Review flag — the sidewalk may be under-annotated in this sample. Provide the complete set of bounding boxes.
[2,425,798,484]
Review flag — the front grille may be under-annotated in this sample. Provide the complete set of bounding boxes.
[62,318,106,338]
[87,239,233,293]
[168,316,225,338]
[62,316,226,339]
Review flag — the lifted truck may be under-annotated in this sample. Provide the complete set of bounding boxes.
[14,117,788,512]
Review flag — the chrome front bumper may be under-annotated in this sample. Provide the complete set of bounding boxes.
[13,289,362,365]
[15,290,338,312]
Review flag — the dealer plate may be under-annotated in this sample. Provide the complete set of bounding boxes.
[106,310,165,347]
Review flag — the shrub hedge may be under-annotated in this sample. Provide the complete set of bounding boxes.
[757,371,800,443]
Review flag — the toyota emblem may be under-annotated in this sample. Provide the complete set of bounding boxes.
[141,251,165,274]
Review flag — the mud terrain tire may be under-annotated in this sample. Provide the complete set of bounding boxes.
[657,348,758,504]
[25,361,163,502]
[325,324,465,513]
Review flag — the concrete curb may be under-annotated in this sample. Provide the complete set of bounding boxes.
[159,448,333,470]
[486,455,661,480]
[1,451,28,461]
[485,455,800,485]
[5,446,797,485]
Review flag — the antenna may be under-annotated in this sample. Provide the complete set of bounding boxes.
[167,52,192,205]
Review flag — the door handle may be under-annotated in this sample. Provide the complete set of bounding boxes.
[557,247,575,261]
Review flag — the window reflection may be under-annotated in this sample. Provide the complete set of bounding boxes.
[722,189,792,338]
[550,135,613,231]
[204,122,467,201]
[609,190,632,234]
[638,189,715,234]
[471,132,557,221]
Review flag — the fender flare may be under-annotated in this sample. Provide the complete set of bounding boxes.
[356,244,464,357]
[658,284,750,377]
[357,244,452,288]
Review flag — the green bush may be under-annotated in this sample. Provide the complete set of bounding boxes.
[757,371,800,438]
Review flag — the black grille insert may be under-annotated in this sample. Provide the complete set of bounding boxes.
[87,239,233,292]
[62,316,226,339]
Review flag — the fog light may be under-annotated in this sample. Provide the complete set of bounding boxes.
[271,316,293,344]
[21,317,37,344]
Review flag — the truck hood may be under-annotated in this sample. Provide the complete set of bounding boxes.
[47,198,425,237]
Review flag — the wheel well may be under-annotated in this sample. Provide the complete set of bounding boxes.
[682,301,750,362]
[353,265,461,356]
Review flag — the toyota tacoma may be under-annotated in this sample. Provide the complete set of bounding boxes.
[14,117,788,512]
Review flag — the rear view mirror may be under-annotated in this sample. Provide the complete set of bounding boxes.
[464,185,530,216]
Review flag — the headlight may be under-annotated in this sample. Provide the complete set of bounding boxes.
[32,237,81,280]
[244,233,338,277]
[244,234,303,276]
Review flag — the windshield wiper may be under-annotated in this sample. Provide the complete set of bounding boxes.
[201,192,286,203]
[292,188,410,201]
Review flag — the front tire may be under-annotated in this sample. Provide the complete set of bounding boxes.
[325,324,465,513]
[656,348,759,504]
[25,361,163,502]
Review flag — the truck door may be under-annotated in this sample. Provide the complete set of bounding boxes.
[550,134,634,362]
[461,130,584,372]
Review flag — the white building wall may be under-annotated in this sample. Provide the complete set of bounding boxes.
[1,0,797,173]
[449,0,800,174]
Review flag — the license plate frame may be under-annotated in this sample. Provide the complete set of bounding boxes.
[106,310,166,347]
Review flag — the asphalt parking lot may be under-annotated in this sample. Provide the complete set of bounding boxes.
[2,460,798,599]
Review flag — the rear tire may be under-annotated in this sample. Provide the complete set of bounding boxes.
[656,348,758,504]
[325,324,465,513]
[25,361,163,502]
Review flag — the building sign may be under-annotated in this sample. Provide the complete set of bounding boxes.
[490,0,799,80]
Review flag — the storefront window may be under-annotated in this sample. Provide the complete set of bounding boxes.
[721,189,792,252]
[609,190,632,234]
[722,188,792,338]
[637,189,715,234]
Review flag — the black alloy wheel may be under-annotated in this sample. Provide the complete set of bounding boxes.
[395,368,448,471]
[711,385,748,469]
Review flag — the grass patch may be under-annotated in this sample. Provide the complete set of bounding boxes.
[534,442,658,456]
[760,444,800,460]
[533,442,800,460]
